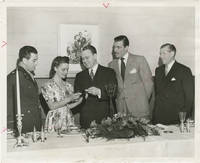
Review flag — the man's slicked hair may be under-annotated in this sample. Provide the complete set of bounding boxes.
[18,46,38,62]
[160,43,176,55]
[82,45,97,55]
[114,35,129,47]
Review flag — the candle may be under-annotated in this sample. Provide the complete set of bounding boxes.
[16,68,21,115]
[32,126,37,142]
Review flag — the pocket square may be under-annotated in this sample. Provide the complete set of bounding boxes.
[171,77,176,81]
[129,68,137,74]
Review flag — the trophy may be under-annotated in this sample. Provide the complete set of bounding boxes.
[105,83,117,118]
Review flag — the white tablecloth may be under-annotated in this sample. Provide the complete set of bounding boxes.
[4,125,194,162]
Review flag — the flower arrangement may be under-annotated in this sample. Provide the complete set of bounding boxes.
[66,30,92,64]
[85,113,160,141]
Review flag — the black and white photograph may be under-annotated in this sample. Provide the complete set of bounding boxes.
[0,0,199,163]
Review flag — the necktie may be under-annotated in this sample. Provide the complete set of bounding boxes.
[165,65,168,76]
[90,69,94,80]
[121,58,126,81]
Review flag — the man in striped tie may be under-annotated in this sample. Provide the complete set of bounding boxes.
[74,45,118,129]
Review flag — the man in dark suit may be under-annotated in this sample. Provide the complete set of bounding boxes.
[74,45,117,129]
[7,46,42,135]
[153,43,194,124]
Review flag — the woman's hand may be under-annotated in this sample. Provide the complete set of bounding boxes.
[65,92,82,104]
[68,97,83,109]
[71,92,82,101]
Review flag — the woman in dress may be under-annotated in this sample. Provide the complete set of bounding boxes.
[41,56,82,133]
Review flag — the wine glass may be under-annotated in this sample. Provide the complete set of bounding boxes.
[179,112,186,133]
[55,118,63,137]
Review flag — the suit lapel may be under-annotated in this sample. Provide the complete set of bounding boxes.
[93,65,101,82]
[159,61,178,89]
[157,65,166,90]
[112,59,120,76]
[112,60,123,84]
[165,61,178,83]
[87,65,102,84]
[125,53,135,81]
[86,69,93,83]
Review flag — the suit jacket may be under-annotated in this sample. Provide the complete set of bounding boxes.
[109,53,154,118]
[74,64,117,129]
[153,61,194,124]
[7,66,42,134]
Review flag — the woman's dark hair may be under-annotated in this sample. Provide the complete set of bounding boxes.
[49,56,69,78]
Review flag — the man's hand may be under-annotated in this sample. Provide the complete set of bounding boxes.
[85,87,101,98]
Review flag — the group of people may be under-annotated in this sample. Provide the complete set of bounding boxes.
[7,35,194,135]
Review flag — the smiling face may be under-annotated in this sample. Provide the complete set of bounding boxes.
[113,40,128,59]
[81,49,97,69]
[54,63,69,79]
[22,52,38,72]
[160,46,175,65]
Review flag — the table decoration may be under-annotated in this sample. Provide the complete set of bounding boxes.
[85,113,160,141]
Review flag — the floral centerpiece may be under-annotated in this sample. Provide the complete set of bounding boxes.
[66,30,91,64]
[84,113,160,141]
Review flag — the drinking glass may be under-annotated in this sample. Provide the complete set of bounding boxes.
[179,112,186,133]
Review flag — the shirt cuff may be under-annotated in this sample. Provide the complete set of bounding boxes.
[97,89,101,98]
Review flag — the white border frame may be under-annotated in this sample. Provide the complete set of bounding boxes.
[1,1,199,163]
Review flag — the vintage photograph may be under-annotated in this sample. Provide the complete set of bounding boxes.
[1,1,198,162]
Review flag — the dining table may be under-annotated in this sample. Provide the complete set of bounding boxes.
[4,125,194,163]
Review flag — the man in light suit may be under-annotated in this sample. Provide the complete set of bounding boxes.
[153,43,194,124]
[109,35,153,119]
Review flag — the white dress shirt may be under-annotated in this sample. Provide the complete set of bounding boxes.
[165,60,175,75]
[89,63,98,76]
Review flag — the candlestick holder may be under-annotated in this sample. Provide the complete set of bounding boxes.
[32,126,37,142]
[105,83,117,118]
[14,114,29,147]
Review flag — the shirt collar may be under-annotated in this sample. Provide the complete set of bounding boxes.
[90,63,98,75]
[166,59,175,71]
[119,52,129,65]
